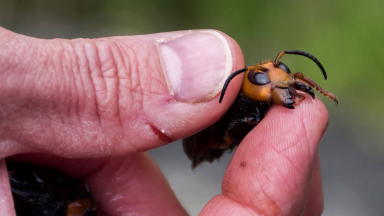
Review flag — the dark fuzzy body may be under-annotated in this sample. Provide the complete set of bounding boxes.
[183,93,271,168]
[7,161,96,216]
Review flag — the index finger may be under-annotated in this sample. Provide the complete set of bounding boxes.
[201,95,328,215]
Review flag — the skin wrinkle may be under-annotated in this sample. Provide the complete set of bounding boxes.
[84,40,121,152]
[139,48,165,99]
[2,36,117,156]
[272,145,299,174]
[80,37,169,152]
[134,39,167,96]
[27,60,39,107]
[58,41,84,151]
[277,112,314,212]
[129,45,145,105]
[68,39,105,153]
[76,39,103,130]
[223,156,279,216]
[285,112,318,215]
[47,44,75,139]
[150,64,166,95]
[269,144,300,173]
[97,40,124,142]
[52,40,80,125]
[109,41,131,143]
[68,39,93,127]
[299,112,312,162]
[3,38,23,83]
[119,39,175,149]
[71,39,100,143]
[67,42,84,137]
[151,74,167,98]
[51,40,91,154]
[50,40,77,130]
[119,40,144,121]
[253,157,281,215]
[125,41,140,95]
[33,44,51,102]
[127,71,147,145]
[271,122,302,154]
[89,155,151,214]
[239,174,277,216]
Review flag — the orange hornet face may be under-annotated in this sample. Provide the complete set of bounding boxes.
[184,50,339,169]
[220,50,338,109]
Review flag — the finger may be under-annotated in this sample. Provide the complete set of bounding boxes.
[86,154,188,216]
[201,95,328,215]
[7,153,188,216]
[0,28,244,158]
[302,150,324,216]
[0,159,15,216]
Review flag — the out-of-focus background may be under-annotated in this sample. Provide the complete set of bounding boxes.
[1,0,384,215]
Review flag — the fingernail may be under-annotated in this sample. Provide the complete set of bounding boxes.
[160,30,233,102]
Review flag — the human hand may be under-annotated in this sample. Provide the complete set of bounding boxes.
[200,95,327,216]
[0,27,327,216]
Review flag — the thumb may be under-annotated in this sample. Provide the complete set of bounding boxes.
[0,28,244,158]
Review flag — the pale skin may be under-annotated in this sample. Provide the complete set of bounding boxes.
[0,27,327,216]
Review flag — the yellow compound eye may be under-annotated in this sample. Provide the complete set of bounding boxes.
[248,71,271,85]
[277,61,291,73]
[241,68,272,102]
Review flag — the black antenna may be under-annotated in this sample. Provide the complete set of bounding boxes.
[219,68,247,103]
[282,50,327,80]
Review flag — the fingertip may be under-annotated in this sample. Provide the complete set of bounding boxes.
[215,30,245,105]
[201,195,255,216]
[140,30,245,146]
[159,29,244,103]
[221,94,329,215]
[86,30,246,154]
[264,94,329,143]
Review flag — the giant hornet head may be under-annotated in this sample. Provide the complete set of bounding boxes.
[219,50,338,108]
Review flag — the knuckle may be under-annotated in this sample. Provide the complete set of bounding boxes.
[66,36,167,152]
[74,38,163,140]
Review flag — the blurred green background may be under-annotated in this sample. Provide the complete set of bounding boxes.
[1,0,384,215]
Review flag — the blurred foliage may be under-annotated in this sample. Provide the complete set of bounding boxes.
[1,0,384,147]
